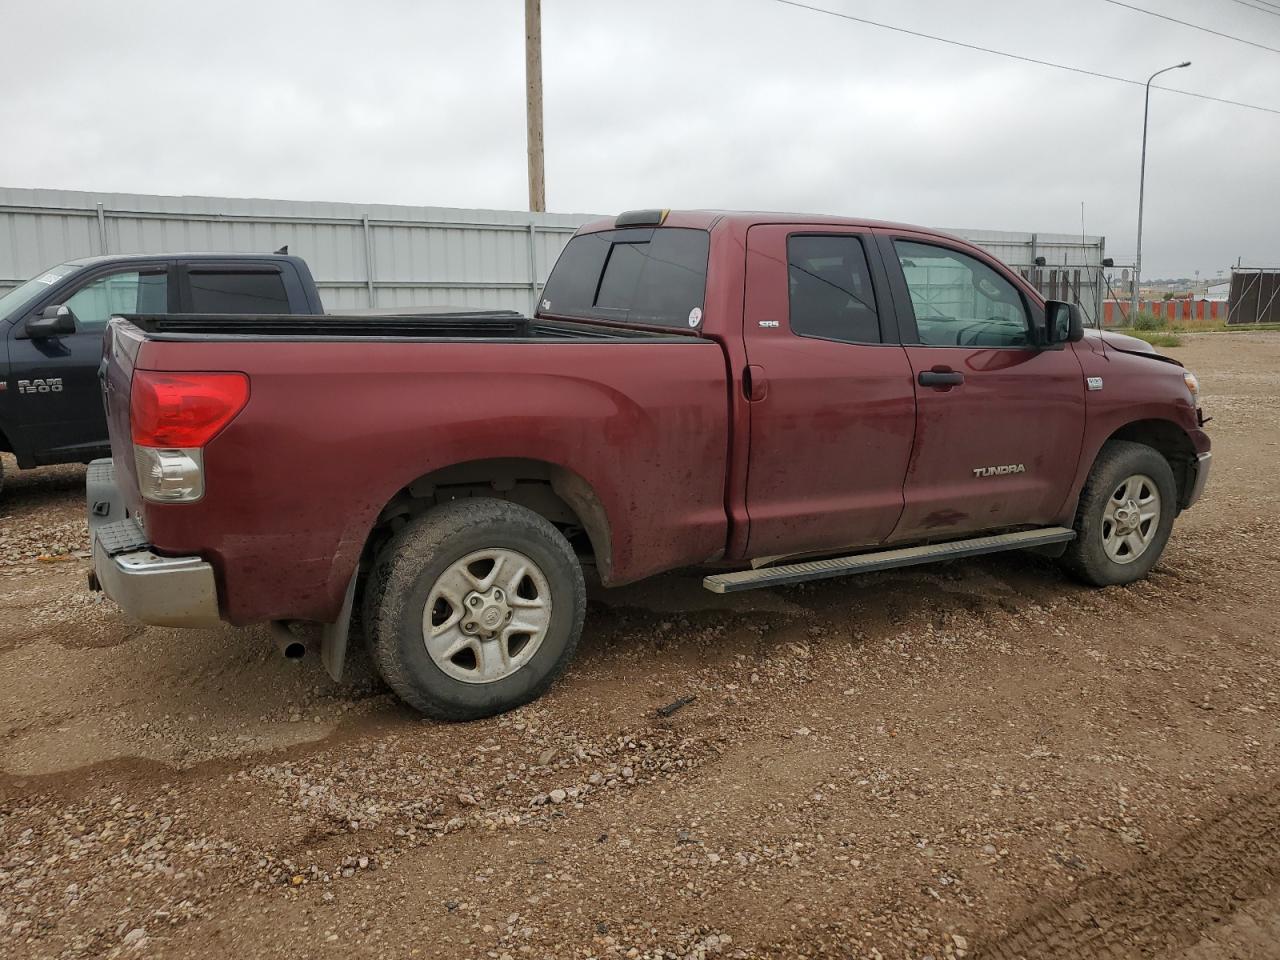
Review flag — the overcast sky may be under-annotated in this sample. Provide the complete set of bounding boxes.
[4,0,1278,277]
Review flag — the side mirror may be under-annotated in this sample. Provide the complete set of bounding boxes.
[1043,300,1084,345]
[24,304,77,338]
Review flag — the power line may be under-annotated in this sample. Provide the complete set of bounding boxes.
[1228,0,1280,14]
[1101,0,1280,54]
[1221,0,1280,15]
[768,0,1280,116]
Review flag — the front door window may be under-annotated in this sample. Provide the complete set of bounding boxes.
[63,270,167,329]
[894,241,1030,348]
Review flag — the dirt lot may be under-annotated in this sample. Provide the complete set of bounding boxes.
[2,332,1278,960]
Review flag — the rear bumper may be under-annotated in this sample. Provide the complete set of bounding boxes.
[86,458,221,628]
[1185,451,1212,508]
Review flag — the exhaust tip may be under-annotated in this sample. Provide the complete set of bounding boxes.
[269,621,308,661]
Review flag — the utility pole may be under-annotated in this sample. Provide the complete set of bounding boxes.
[1131,60,1190,320]
[524,0,546,212]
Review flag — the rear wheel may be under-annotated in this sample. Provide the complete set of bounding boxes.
[363,498,585,720]
[1060,440,1177,586]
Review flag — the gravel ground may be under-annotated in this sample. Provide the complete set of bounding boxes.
[1,332,1278,960]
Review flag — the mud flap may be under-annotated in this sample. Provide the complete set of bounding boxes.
[320,572,359,682]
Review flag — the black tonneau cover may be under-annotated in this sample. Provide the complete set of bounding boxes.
[115,311,693,342]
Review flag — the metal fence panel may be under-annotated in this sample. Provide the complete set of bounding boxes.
[1228,269,1280,325]
[943,228,1106,326]
[1,189,1104,320]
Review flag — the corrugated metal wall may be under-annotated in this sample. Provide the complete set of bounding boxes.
[0,188,1105,319]
[0,187,588,313]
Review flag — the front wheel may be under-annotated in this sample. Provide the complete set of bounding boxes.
[1059,440,1177,587]
[364,498,586,720]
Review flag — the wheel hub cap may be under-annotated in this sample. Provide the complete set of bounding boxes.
[421,548,553,685]
[462,588,512,635]
[1113,500,1141,534]
[1101,473,1161,565]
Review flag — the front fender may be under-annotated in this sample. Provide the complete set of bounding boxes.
[1056,349,1208,524]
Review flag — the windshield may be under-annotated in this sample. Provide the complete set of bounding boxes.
[0,263,80,322]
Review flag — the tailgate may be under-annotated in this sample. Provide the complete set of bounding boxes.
[101,319,146,518]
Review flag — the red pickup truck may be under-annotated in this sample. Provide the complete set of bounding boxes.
[87,210,1211,720]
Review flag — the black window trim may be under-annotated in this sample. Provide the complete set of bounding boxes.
[784,231,900,347]
[875,233,1043,350]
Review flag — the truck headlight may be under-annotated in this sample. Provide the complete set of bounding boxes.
[134,446,205,502]
[1183,371,1200,399]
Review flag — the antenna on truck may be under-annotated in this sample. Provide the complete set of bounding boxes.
[274,244,289,255]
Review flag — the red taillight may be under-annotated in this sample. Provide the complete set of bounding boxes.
[130,371,250,448]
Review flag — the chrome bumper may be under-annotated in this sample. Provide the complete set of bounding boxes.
[86,458,221,628]
[1186,451,1212,508]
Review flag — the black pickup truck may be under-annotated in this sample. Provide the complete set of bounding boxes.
[0,253,323,495]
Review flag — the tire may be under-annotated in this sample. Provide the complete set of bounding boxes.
[1059,440,1177,587]
[363,497,586,721]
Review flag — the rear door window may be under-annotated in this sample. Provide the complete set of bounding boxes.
[187,270,290,314]
[539,228,709,328]
[787,235,880,344]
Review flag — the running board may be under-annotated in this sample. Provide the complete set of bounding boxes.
[702,527,1076,594]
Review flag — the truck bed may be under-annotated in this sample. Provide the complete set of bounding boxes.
[119,311,690,341]
[102,313,730,626]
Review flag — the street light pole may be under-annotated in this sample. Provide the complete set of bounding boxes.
[1131,60,1190,321]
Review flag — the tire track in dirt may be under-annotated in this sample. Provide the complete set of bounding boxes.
[981,781,1280,959]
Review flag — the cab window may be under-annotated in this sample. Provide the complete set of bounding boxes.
[539,227,709,328]
[894,241,1030,347]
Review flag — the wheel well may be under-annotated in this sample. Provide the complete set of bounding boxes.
[1105,419,1197,508]
[365,458,613,582]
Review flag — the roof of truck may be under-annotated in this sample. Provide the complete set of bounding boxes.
[576,209,956,238]
[64,252,303,267]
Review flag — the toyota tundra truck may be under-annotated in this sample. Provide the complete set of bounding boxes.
[86,210,1211,720]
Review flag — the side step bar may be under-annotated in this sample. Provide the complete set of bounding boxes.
[702,527,1076,594]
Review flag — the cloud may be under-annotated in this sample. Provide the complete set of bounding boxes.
[3,0,1276,276]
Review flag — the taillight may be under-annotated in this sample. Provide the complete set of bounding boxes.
[130,372,249,503]
[131,372,249,447]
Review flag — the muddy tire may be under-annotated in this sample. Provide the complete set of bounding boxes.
[363,498,585,721]
[1060,440,1177,587]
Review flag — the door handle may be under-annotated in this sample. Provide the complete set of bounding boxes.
[744,364,768,402]
[918,368,964,388]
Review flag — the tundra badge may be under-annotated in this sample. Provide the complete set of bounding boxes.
[973,464,1026,477]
